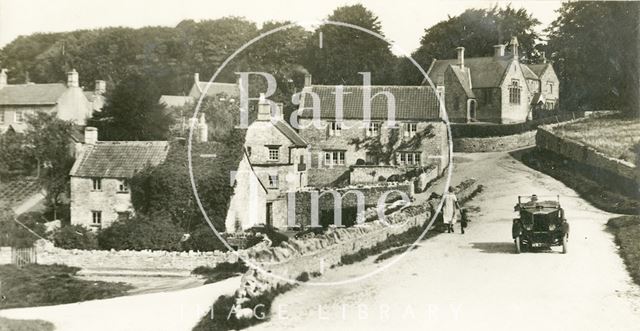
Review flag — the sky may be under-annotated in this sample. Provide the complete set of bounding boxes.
[0,0,565,54]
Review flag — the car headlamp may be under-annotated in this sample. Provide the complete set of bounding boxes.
[548,223,557,231]
[523,219,534,231]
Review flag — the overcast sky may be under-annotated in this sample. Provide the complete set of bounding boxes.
[0,0,565,53]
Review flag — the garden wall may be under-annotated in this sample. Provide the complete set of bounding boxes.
[234,179,481,301]
[350,166,403,184]
[536,126,639,184]
[453,130,536,152]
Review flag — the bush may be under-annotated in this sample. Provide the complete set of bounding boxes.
[0,209,47,248]
[52,225,98,249]
[97,212,183,251]
[181,225,230,252]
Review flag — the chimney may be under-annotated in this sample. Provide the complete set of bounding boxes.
[510,36,519,60]
[542,51,547,64]
[67,69,79,88]
[456,47,465,68]
[274,103,284,120]
[0,69,7,88]
[257,93,272,121]
[493,44,505,58]
[95,80,106,94]
[304,73,312,87]
[197,113,208,142]
[194,73,200,83]
[84,127,98,145]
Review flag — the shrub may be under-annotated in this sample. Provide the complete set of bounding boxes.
[52,225,98,249]
[0,209,47,248]
[181,224,230,252]
[97,212,183,251]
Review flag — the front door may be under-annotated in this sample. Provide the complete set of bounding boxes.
[266,202,273,227]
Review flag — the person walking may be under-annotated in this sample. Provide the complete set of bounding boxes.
[442,186,461,233]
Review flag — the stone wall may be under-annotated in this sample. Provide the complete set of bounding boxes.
[350,165,403,184]
[536,126,639,184]
[233,179,481,306]
[453,130,536,152]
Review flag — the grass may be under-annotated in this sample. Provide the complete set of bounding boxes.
[551,114,640,165]
[0,317,54,331]
[607,216,640,286]
[192,262,249,284]
[0,264,132,309]
[519,148,639,214]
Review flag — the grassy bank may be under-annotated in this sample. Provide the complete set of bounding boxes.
[192,262,248,284]
[518,148,639,214]
[607,216,640,286]
[0,264,132,309]
[551,114,639,165]
[0,317,54,331]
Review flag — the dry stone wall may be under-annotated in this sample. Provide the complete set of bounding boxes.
[453,130,536,152]
[537,126,639,184]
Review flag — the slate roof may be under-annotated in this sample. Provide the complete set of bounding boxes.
[527,64,550,77]
[273,120,307,147]
[194,82,240,98]
[70,141,170,178]
[0,83,67,105]
[448,65,476,98]
[298,85,440,120]
[428,57,512,88]
[159,95,192,108]
[521,65,539,80]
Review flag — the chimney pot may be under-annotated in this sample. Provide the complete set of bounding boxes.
[197,113,208,142]
[67,69,79,88]
[456,47,465,68]
[510,36,519,60]
[304,73,312,87]
[194,73,200,83]
[84,127,98,145]
[257,93,272,121]
[493,44,505,58]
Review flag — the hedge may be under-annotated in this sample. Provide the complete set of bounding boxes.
[451,111,585,138]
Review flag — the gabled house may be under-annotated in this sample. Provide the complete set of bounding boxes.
[525,58,560,115]
[83,80,107,113]
[69,127,170,229]
[0,69,93,133]
[296,75,450,187]
[241,94,308,229]
[427,37,559,124]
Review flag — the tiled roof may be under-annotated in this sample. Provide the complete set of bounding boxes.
[527,63,550,77]
[273,120,307,147]
[70,141,170,178]
[298,85,440,120]
[0,83,67,105]
[159,95,192,108]
[521,65,539,80]
[428,57,512,88]
[449,65,476,98]
[195,82,240,98]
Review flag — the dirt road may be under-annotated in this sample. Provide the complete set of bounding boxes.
[248,151,640,331]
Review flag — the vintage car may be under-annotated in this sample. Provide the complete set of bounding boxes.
[512,195,570,254]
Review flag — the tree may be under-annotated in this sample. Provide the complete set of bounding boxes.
[402,6,541,85]
[88,71,175,141]
[24,113,75,219]
[0,130,35,180]
[546,2,640,113]
[302,4,396,85]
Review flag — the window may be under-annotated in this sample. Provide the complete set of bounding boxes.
[268,174,279,189]
[403,123,417,138]
[546,82,554,94]
[365,122,380,136]
[328,121,342,136]
[15,110,25,123]
[117,179,129,193]
[268,147,279,161]
[509,80,521,104]
[0,110,4,123]
[398,152,422,166]
[324,150,345,166]
[92,211,102,227]
[117,212,130,222]
[545,101,555,110]
[91,178,102,191]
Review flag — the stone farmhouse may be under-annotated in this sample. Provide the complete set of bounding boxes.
[296,75,450,187]
[0,69,94,133]
[427,36,560,124]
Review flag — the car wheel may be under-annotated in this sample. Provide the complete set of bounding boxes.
[562,234,568,254]
[515,236,521,254]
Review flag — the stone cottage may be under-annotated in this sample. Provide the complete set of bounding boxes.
[295,75,450,187]
[0,69,93,133]
[427,37,559,124]
[69,127,170,229]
